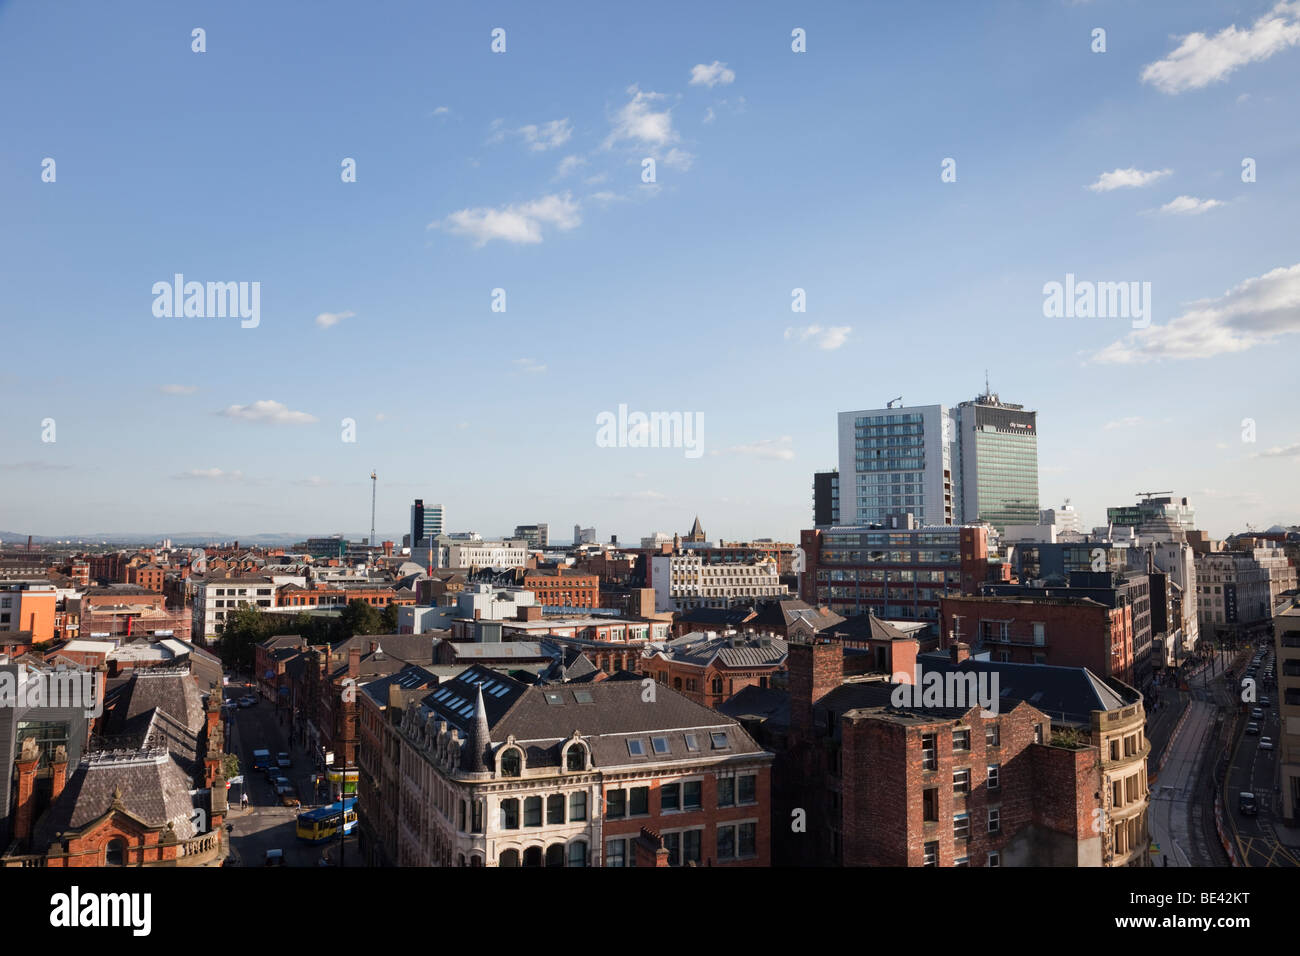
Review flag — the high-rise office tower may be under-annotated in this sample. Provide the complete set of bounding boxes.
[411,499,445,546]
[812,470,839,528]
[837,404,956,527]
[953,389,1039,531]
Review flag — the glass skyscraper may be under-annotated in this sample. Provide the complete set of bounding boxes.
[954,392,1039,531]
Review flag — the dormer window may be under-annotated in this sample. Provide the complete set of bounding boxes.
[500,748,522,777]
[565,742,588,771]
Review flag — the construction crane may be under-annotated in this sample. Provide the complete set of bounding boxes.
[886,396,903,409]
[370,471,377,547]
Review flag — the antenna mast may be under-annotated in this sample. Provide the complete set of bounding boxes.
[370,470,377,547]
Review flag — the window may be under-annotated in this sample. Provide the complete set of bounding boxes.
[105,839,127,866]
[923,787,939,822]
[500,749,521,777]
[987,851,1000,867]
[684,733,699,752]
[661,782,680,811]
[651,736,671,755]
[988,807,1001,834]
[683,780,702,810]
[471,800,484,833]
[547,794,565,824]
[500,798,519,830]
[987,764,1000,790]
[711,677,723,694]
[718,824,736,860]
[738,775,756,805]
[953,768,970,796]
[953,729,971,752]
[710,732,729,749]
[738,822,755,858]
[921,733,937,771]
[718,778,735,807]
[1034,724,1043,745]
[683,828,702,865]
[627,739,646,757]
[568,841,588,868]
[923,841,939,867]
[458,800,467,831]
[499,849,520,867]
[954,856,969,867]
[546,844,565,868]
[606,789,626,818]
[606,838,628,867]
[566,744,587,771]
[569,791,587,822]
[629,786,649,816]
[986,724,1000,747]
[954,813,970,841]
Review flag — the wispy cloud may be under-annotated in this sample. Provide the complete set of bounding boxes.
[1158,195,1223,215]
[315,310,355,329]
[519,118,572,151]
[218,400,319,425]
[1256,443,1300,457]
[431,193,581,246]
[784,325,852,350]
[1093,262,1300,364]
[717,436,795,461]
[173,468,245,482]
[556,154,588,178]
[1087,167,1172,192]
[689,61,736,87]
[664,148,695,171]
[159,384,198,395]
[1140,1,1300,94]
[512,358,547,374]
[431,105,450,117]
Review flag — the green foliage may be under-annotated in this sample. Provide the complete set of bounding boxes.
[340,599,382,636]
[223,753,240,779]
[379,602,399,633]
[1050,727,1084,749]
[216,598,391,671]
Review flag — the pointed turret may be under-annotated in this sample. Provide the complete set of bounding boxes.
[460,683,492,774]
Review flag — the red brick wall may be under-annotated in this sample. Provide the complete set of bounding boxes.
[940,597,1121,680]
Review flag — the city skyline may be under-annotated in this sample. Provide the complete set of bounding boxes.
[3,1,1300,540]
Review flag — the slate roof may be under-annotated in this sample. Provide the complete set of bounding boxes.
[828,612,912,642]
[411,665,767,773]
[108,667,206,736]
[649,632,788,669]
[31,751,201,846]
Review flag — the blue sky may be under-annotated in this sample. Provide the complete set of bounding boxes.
[2,0,1299,542]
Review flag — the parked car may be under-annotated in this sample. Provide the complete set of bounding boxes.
[277,752,292,768]
[271,774,290,791]
[238,696,256,708]
[1251,707,1264,720]
[1260,696,1271,707]
[1239,791,1258,816]
[1260,737,1275,751]
[1246,722,1260,735]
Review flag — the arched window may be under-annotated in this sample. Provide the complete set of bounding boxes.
[546,844,566,867]
[499,849,520,867]
[457,853,466,867]
[523,846,543,867]
[469,855,484,867]
[105,839,127,866]
[568,840,588,868]
[500,748,522,777]
[711,677,723,695]
[566,743,587,772]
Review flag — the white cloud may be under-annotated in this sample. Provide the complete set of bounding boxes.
[431,193,581,246]
[556,154,588,178]
[690,61,736,87]
[174,468,245,482]
[1104,416,1143,430]
[1087,167,1172,192]
[1159,195,1223,215]
[784,324,852,350]
[218,400,319,425]
[719,437,795,461]
[431,106,450,117]
[315,310,355,329]
[518,118,573,152]
[1256,443,1300,457]
[664,148,695,171]
[159,384,198,395]
[702,107,716,124]
[512,358,547,374]
[605,85,677,149]
[587,190,624,204]
[1093,262,1300,364]
[1140,1,1300,94]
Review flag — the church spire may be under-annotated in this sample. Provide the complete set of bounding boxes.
[460,683,492,774]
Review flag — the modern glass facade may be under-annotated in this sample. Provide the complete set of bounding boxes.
[838,407,954,527]
[955,396,1039,531]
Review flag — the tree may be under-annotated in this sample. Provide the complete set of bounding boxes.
[223,753,241,779]
[380,603,399,633]
[340,599,381,637]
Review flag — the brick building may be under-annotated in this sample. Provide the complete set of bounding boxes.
[521,567,600,609]
[640,630,788,708]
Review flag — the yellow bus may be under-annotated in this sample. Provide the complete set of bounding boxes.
[295,798,357,843]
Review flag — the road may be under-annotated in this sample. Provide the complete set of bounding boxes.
[1146,649,1233,867]
[221,681,358,867]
